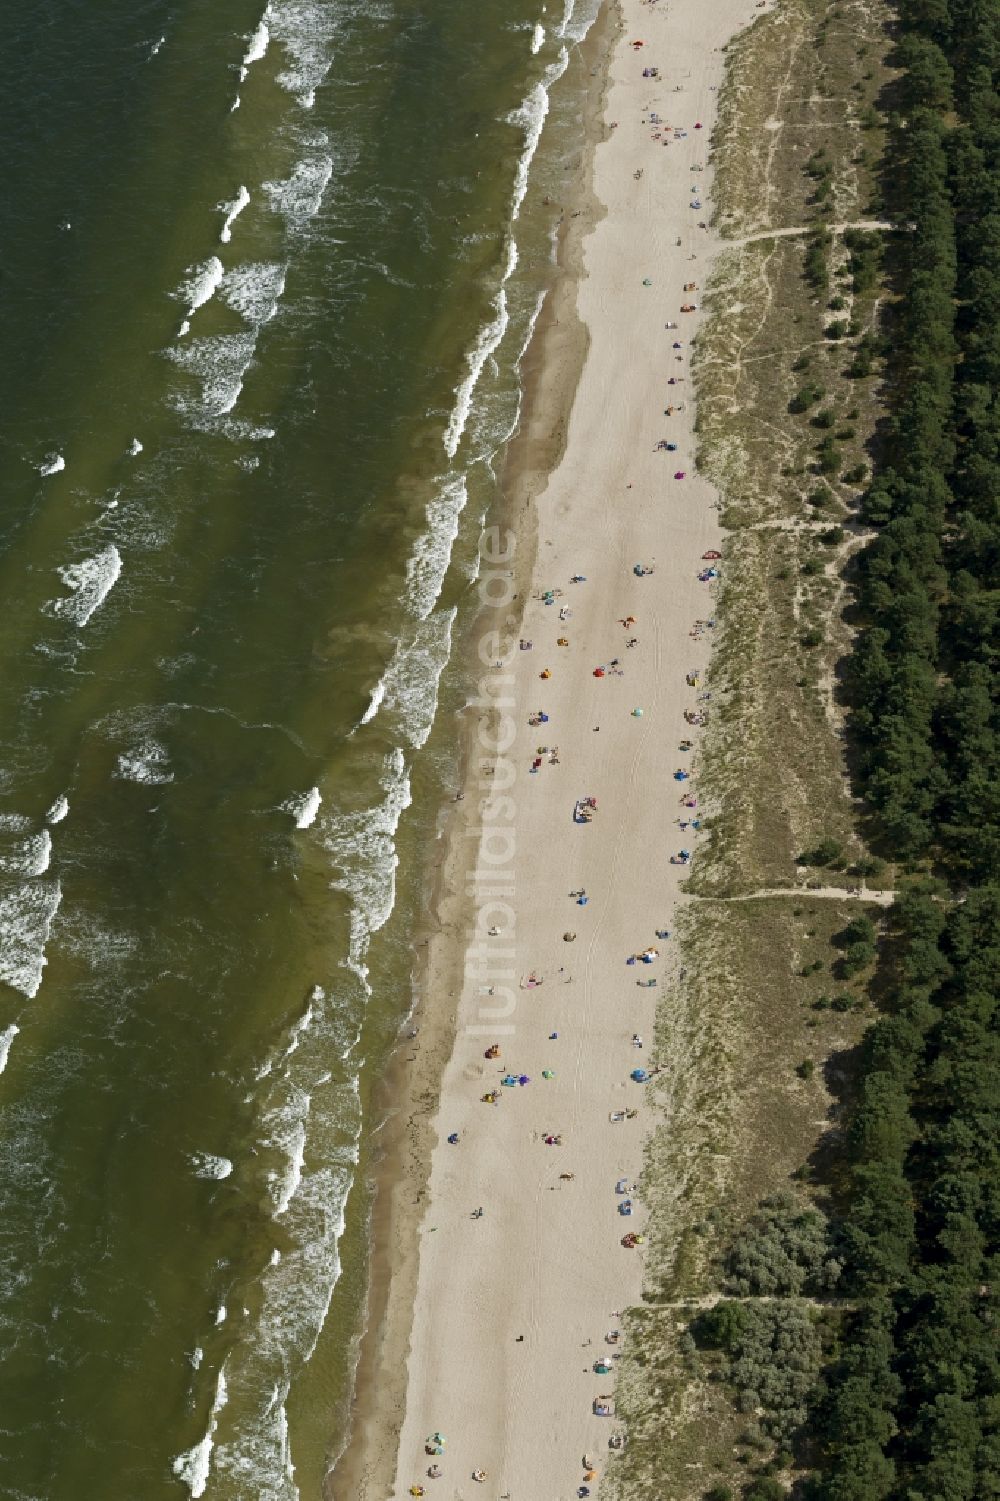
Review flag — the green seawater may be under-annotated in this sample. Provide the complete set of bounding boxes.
[0,1,601,1496]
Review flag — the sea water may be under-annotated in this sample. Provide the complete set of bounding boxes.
[0,0,601,1496]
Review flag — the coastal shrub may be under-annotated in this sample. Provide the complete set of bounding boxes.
[797,837,843,866]
[693,1300,750,1351]
[835,914,877,979]
[811,408,836,429]
[820,526,845,545]
[817,438,841,474]
[804,233,831,292]
[824,319,849,339]
[727,1302,824,1440]
[703,1487,734,1501]
[726,1194,841,1297]
[796,1058,815,1080]
[789,382,825,413]
[840,944,875,978]
[744,1479,786,1501]
[843,229,882,294]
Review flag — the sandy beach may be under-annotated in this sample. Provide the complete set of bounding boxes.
[335,0,758,1494]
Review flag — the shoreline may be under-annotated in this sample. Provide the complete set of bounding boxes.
[326,10,617,1497]
[331,0,760,1489]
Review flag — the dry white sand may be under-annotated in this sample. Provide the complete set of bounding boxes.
[389,0,756,1494]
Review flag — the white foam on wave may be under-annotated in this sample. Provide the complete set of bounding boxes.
[175,256,225,325]
[0,829,51,879]
[47,544,122,627]
[405,476,469,619]
[46,795,69,825]
[559,0,602,42]
[531,21,546,52]
[165,331,258,418]
[221,261,287,325]
[355,611,456,751]
[443,289,509,459]
[241,12,270,78]
[267,0,339,109]
[266,1085,310,1216]
[127,437,143,456]
[264,152,333,227]
[172,1364,229,1500]
[211,1082,360,1499]
[258,989,320,1080]
[283,787,321,829]
[359,678,385,728]
[508,47,569,223]
[0,1025,20,1078]
[0,880,62,999]
[556,0,579,35]
[116,738,174,786]
[38,453,65,477]
[324,748,411,977]
[219,185,251,244]
[286,989,319,1056]
[191,1153,234,1181]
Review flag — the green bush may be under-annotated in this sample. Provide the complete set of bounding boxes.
[789,383,825,413]
[728,1302,823,1439]
[798,836,842,865]
[745,1480,786,1501]
[727,1194,841,1296]
[694,1300,751,1350]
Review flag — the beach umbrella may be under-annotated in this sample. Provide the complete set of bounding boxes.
[542,1069,555,1079]
[642,277,652,286]
[632,707,644,717]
